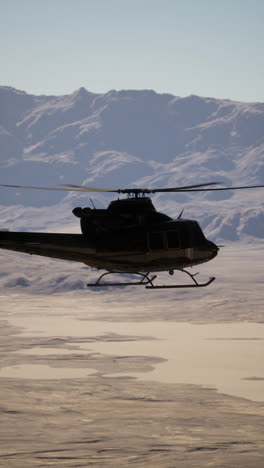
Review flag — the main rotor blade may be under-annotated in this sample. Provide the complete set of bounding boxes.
[65,182,264,193]
[0,184,89,192]
[61,184,117,192]
[62,182,221,193]
[151,182,221,193]
[176,184,264,192]
[1,182,263,194]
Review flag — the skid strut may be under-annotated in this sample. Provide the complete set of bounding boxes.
[87,271,157,288]
[87,269,215,289]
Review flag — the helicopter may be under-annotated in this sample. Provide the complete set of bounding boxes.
[0,182,263,289]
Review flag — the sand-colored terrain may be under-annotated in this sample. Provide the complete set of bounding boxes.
[1,245,264,466]
[1,305,264,467]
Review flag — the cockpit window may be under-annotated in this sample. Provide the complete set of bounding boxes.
[191,221,206,244]
[178,224,190,248]
[166,221,206,249]
[148,221,206,252]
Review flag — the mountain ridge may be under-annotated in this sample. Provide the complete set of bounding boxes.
[0,86,263,242]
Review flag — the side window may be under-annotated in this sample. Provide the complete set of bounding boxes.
[167,231,180,249]
[149,232,164,250]
[179,224,189,248]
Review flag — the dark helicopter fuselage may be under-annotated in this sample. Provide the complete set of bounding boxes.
[71,197,218,272]
[0,197,218,274]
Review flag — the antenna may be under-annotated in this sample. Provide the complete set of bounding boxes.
[177,208,184,219]
[90,198,96,209]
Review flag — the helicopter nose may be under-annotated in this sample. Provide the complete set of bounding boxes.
[207,240,219,258]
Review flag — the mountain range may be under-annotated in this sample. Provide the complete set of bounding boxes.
[0,86,263,241]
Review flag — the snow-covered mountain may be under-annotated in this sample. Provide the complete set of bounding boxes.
[0,86,263,241]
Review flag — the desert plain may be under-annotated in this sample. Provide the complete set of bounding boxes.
[0,244,264,467]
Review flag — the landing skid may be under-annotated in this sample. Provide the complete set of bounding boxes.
[87,270,215,289]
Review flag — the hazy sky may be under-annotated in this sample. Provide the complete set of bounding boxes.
[1,0,264,101]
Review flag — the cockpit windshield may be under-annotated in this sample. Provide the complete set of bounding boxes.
[166,220,206,249]
[188,221,206,245]
[148,220,207,252]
